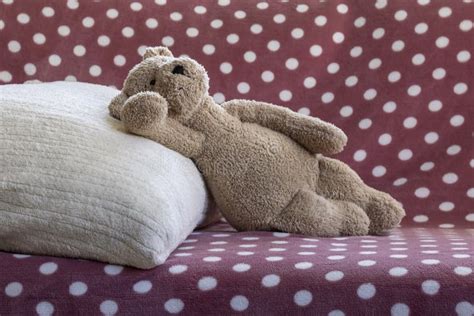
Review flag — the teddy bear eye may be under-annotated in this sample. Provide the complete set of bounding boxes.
[150,79,156,86]
[172,65,185,75]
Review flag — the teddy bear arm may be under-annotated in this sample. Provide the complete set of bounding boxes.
[222,100,347,155]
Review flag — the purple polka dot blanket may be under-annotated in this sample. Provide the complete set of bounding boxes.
[0,0,472,315]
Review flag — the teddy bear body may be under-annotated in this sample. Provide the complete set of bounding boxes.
[109,47,405,236]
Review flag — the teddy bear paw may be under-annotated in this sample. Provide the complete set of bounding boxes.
[121,92,168,131]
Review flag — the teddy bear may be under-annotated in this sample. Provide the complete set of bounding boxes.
[108,46,405,236]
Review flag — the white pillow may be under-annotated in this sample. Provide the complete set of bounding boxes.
[0,81,210,269]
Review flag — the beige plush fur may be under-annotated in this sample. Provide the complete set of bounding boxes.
[109,46,405,236]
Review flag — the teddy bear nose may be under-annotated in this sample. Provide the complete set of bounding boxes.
[172,65,185,75]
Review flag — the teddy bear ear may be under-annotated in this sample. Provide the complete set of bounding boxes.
[143,46,174,60]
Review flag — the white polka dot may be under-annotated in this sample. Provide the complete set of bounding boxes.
[368,58,382,70]
[210,19,223,28]
[57,25,70,36]
[296,4,309,13]
[432,68,446,80]
[82,17,94,28]
[340,105,353,117]
[294,290,312,306]
[133,280,152,294]
[414,215,429,223]
[285,58,299,70]
[350,46,363,58]
[36,302,54,316]
[447,145,461,156]
[106,9,119,19]
[39,262,58,275]
[279,90,292,102]
[398,149,413,161]
[237,82,250,94]
[457,50,471,63]
[403,117,417,128]
[145,18,158,29]
[17,12,30,24]
[392,40,405,52]
[421,280,440,295]
[357,283,376,299]
[353,149,367,162]
[372,28,385,39]
[298,107,310,115]
[422,259,440,265]
[220,62,232,74]
[218,0,230,6]
[412,53,425,65]
[344,75,358,87]
[97,35,110,47]
[295,262,313,270]
[89,65,102,77]
[420,162,435,171]
[8,40,21,53]
[164,299,184,314]
[415,22,429,34]
[261,70,274,83]
[291,28,304,39]
[162,36,174,46]
[69,281,88,296]
[213,92,225,104]
[435,36,449,48]
[383,101,397,113]
[170,12,182,21]
[442,172,458,184]
[73,45,86,57]
[304,77,317,88]
[332,32,345,44]
[321,92,334,103]
[273,14,286,24]
[309,44,323,57]
[203,256,222,262]
[130,2,142,11]
[354,17,366,28]
[358,260,377,267]
[23,63,36,76]
[266,256,284,262]
[454,266,472,276]
[389,267,408,277]
[314,15,327,26]
[202,44,215,55]
[363,88,377,100]
[378,133,392,145]
[415,187,430,198]
[394,10,408,21]
[250,23,263,34]
[327,62,340,74]
[391,303,410,316]
[104,265,123,275]
[438,6,452,17]
[456,301,474,316]
[428,100,442,112]
[42,7,55,17]
[450,114,465,127]
[372,166,386,177]
[267,40,280,52]
[453,82,468,95]
[113,55,126,67]
[198,276,217,291]
[393,178,407,186]
[121,26,134,38]
[325,271,344,282]
[262,274,280,287]
[425,132,439,144]
[233,263,251,272]
[329,310,345,316]
[359,118,372,129]
[375,0,388,9]
[5,282,22,297]
[230,295,249,311]
[186,27,199,38]
[407,85,421,96]
[194,5,206,14]
[460,19,473,33]
[337,3,349,14]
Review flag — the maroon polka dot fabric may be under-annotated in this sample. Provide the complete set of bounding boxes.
[0,0,473,315]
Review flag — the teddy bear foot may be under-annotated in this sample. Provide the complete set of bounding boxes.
[330,200,370,236]
[365,192,406,235]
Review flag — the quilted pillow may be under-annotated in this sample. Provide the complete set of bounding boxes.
[0,81,210,269]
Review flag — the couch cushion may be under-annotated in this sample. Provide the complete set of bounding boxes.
[0,81,209,269]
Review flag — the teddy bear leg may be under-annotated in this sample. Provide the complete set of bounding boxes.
[269,190,369,237]
[317,156,405,235]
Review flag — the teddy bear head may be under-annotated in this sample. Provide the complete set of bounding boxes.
[110,46,210,122]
